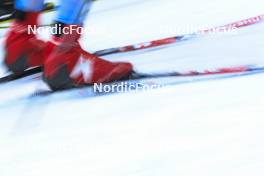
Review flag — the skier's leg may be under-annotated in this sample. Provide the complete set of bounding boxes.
[56,0,92,25]
[15,0,44,12]
[0,0,14,10]
[4,0,46,73]
[0,0,14,17]
[44,0,133,90]
[0,0,13,6]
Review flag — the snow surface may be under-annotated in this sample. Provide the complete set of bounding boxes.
[1,0,264,175]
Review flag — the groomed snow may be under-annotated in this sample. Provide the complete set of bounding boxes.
[0,0,264,175]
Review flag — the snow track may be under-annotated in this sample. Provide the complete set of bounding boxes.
[0,0,264,176]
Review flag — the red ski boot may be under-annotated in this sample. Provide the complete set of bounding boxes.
[4,10,46,73]
[44,25,133,90]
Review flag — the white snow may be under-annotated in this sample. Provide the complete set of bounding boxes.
[0,0,264,176]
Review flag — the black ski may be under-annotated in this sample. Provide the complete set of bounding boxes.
[30,65,264,97]
[0,67,42,83]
